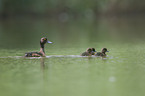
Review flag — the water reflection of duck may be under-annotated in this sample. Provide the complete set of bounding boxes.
[25,37,52,57]
[95,48,109,56]
[81,48,95,56]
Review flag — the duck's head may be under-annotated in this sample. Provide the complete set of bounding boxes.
[91,48,96,55]
[40,37,52,48]
[86,48,93,53]
[101,48,109,53]
[92,48,96,52]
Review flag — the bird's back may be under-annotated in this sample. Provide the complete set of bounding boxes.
[25,52,43,57]
[81,52,90,56]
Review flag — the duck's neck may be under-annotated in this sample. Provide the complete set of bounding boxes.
[40,48,45,56]
[40,48,45,53]
[40,42,45,56]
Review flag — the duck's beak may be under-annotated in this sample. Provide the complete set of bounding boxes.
[47,41,52,44]
[106,51,109,52]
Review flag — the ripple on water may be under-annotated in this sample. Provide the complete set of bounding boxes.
[0,55,109,59]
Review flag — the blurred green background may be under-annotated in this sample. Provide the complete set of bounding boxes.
[0,0,145,17]
[0,0,145,49]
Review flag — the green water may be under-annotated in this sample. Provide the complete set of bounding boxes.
[0,16,145,96]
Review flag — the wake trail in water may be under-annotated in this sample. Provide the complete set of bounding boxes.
[0,55,101,59]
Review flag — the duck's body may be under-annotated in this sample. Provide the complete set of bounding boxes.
[81,48,93,56]
[25,52,43,57]
[95,52,106,56]
[81,52,91,56]
[25,37,52,57]
[95,48,109,57]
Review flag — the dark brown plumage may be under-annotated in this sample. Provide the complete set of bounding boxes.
[95,48,109,56]
[81,48,93,56]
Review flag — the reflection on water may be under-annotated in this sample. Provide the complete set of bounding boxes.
[40,57,45,71]
[39,56,107,96]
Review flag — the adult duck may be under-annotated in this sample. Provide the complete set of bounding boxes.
[25,37,52,57]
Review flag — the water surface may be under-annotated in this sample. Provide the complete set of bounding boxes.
[0,16,145,96]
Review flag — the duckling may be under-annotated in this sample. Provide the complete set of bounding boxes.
[81,48,93,56]
[25,37,52,57]
[91,48,96,55]
[95,48,109,56]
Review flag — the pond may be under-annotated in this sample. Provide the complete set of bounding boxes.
[0,16,145,96]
